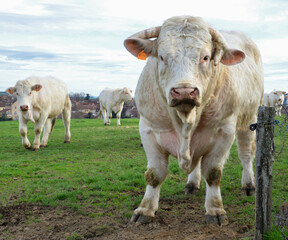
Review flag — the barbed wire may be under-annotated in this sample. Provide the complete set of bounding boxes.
[274,105,288,160]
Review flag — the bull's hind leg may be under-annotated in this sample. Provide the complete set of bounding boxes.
[116,111,121,125]
[131,118,169,224]
[185,158,201,194]
[236,128,256,196]
[63,98,71,143]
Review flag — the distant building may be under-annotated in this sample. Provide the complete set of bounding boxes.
[11,101,19,120]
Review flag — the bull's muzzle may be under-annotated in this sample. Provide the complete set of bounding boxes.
[170,87,200,110]
[20,105,29,111]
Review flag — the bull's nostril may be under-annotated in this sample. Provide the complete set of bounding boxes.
[171,88,180,96]
[190,88,199,96]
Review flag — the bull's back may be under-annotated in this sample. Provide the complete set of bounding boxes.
[28,77,69,116]
[221,31,263,128]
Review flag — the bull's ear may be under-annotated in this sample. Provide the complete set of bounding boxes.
[31,84,42,92]
[124,38,157,60]
[221,49,245,65]
[6,87,16,94]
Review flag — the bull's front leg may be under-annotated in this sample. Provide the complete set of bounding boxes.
[131,119,169,224]
[19,116,31,149]
[105,109,112,125]
[201,129,235,226]
[40,118,53,147]
[33,114,48,150]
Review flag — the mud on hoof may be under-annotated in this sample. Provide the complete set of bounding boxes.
[185,183,200,195]
[131,213,154,224]
[206,214,229,226]
[241,186,255,196]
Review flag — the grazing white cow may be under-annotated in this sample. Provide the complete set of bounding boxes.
[99,87,133,125]
[6,76,71,150]
[263,90,286,116]
[124,16,263,225]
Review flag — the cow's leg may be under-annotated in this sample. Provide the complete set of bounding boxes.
[40,118,52,147]
[236,128,256,196]
[131,118,169,224]
[201,128,235,226]
[116,111,121,125]
[19,117,31,149]
[106,109,112,125]
[63,100,71,143]
[100,105,107,125]
[33,114,48,150]
[185,158,201,194]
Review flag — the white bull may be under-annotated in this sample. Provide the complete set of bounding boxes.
[263,90,286,116]
[6,76,71,150]
[124,16,263,225]
[99,87,133,125]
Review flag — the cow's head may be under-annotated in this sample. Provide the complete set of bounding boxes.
[273,90,285,105]
[6,81,42,112]
[124,16,245,119]
[122,87,134,101]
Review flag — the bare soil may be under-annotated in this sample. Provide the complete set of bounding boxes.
[0,198,254,240]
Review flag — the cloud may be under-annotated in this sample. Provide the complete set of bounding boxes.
[0,0,287,96]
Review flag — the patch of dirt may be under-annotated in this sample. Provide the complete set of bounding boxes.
[0,200,254,240]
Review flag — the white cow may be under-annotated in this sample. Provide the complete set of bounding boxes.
[98,87,133,125]
[263,90,286,116]
[124,16,263,225]
[6,76,71,150]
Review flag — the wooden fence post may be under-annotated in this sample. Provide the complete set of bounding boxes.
[255,106,275,240]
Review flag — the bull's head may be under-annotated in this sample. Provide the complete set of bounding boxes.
[6,81,42,113]
[124,16,245,118]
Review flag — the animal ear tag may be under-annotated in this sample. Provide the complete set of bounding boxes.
[138,51,147,60]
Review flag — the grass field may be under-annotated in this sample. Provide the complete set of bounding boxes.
[0,117,287,239]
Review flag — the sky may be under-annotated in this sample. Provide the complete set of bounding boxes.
[0,0,287,96]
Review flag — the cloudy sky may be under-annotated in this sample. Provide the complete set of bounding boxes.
[0,0,287,96]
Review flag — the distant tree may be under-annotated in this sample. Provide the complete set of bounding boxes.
[69,92,86,101]
[85,94,90,100]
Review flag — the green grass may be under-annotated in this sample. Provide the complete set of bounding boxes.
[0,116,287,235]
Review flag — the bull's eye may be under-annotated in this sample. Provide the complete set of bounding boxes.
[200,55,210,64]
[159,55,164,61]
[28,92,32,96]
[16,93,19,96]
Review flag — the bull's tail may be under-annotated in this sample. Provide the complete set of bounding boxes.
[50,117,57,136]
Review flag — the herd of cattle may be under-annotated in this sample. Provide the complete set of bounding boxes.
[5,16,287,226]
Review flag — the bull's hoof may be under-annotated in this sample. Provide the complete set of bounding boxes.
[104,123,110,126]
[185,183,200,195]
[206,214,229,226]
[64,140,70,143]
[131,213,154,224]
[40,145,47,148]
[32,147,39,151]
[241,187,255,196]
[24,145,31,149]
